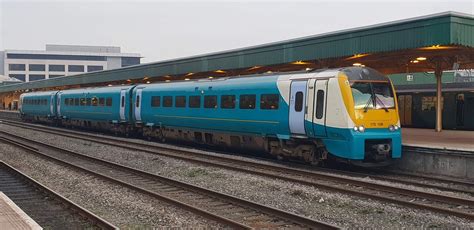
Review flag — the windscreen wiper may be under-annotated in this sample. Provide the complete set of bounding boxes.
[363,95,374,113]
[374,95,389,112]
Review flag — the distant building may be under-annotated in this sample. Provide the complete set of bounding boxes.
[1,44,141,82]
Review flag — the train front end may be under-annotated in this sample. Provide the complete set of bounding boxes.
[326,67,401,167]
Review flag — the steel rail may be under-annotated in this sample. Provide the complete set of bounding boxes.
[0,160,118,230]
[4,118,473,193]
[0,131,339,229]
[1,120,473,220]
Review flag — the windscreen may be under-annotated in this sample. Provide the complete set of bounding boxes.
[351,81,395,110]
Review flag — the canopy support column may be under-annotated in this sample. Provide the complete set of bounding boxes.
[435,65,443,132]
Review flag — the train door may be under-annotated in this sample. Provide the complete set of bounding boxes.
[120,89,127,121]
[50,94,55,116]
[289,80,307,135]
[313,80,327,136]
[57,92,62,118]
[134,89,143,122]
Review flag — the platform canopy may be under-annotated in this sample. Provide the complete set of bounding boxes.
[1,11,473,131]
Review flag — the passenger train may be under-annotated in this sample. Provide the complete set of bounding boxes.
[19,67,401,167]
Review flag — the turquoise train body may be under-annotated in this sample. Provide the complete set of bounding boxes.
[19,67,402,166]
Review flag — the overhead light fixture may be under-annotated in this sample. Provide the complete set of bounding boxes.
[345,53,369,60]
[419,45,453,50]
[410,60,419,63]
[208,76,214,79]
[185,72,194,76]
[266,71,273,74]
[146,81,151,84]
[184,78,190,81]
[416,57,427,61]
[214,70,226,74]
[305,68,312,71]
[353,63,362,67]
[292,61,310,65]
[165,80,171,82]
[164,75,172,78]
[107,84,113,87]
[143,76,149,80]
[247,66,262,71]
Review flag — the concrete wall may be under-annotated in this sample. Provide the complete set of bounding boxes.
[394,147,474,180]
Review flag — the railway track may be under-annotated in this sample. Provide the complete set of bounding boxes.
[0,130,338,229]
[1,119,474,221]
[0,161,117,229]
[2,119,472,195]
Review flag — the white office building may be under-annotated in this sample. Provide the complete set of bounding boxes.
[0,44,141,82]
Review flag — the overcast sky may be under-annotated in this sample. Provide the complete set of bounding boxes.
[0,0,473,63]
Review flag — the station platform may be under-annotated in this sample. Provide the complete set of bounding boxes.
[0,192,42,230]
[395,128,474,180]
[402,128,474,152]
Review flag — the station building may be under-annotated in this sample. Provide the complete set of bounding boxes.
[0,44,141,82]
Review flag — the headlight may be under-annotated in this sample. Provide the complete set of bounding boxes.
[389,125,400,132]
[353,125,365,133]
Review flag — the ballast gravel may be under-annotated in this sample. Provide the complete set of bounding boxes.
[1,123,473,229]
[0,142,219,228]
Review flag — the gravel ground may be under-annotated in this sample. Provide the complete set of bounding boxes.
[0,141,220,229]
[1,123,473,228]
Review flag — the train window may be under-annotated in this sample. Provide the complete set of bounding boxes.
[221,95,235,109]
[163,96,173,107]
[121,96,125,107]
[295,92,303,112]
[92,97,98,106]
[204,95,217,108]
[65,98,69,106]
[175,96,186,108]
[189,96,201,108]
[136,95,140,107]
[106,97,112,106]
[86,98,92,106]
[99,98,105,106]
[74,98,80,106]
[316,90,325,119]
[151,96,161,107]
[80,98,86,106]
[261,94,279,110]
[240,95,256,109]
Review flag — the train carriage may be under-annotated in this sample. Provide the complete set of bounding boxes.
[134,76,289,146]
[58,86,136,133]
[19,91,59,122]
